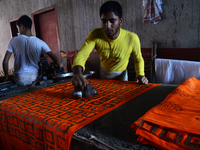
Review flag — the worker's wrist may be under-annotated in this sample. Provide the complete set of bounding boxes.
[73,66,83,74]
[137,75,144,80]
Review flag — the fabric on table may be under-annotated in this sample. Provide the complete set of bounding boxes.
[155,58,200,84]
[0,79,160,150]
[131,77,200,150]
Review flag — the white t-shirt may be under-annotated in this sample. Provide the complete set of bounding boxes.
[7,35,51,74]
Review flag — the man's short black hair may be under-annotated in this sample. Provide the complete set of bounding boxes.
[16,15,32,29]
[100,1,122,18]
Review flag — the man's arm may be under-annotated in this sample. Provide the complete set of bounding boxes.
[134,56,148,84]
[71,30,97,89]
[46,51,63,68]
[2,51,12,82]
[131,34,148,85]
[134,58,149,85]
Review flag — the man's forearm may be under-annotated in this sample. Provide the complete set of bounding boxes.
[52,57,63,68]
[134,59,145,77]
[3,62,8,78]
[2,51,12,81]
[46,51,63,68]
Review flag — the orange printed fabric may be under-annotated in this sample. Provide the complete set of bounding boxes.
[131,77,200,150]
[0,79,160,150]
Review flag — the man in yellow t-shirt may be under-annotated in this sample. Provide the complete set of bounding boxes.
[72,1,148,88]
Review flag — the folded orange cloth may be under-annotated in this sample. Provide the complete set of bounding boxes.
[131,77,200,150]
[0,79,160,150]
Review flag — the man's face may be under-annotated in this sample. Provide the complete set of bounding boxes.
[101,12,123,39]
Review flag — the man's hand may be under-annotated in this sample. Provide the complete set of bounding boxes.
[72,66,88,89]
[136,75,148,85]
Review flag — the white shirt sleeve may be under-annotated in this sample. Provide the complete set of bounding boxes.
[40,40,51,54]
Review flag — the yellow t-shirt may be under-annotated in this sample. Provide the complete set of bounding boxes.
[72,28,144,77]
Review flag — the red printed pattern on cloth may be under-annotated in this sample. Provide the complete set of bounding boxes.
[0,78,160,150]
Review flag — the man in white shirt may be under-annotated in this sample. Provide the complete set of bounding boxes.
[2,15,63,86]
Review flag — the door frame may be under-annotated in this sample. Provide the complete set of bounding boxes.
[9,16,20,38]
[31,5,61,57]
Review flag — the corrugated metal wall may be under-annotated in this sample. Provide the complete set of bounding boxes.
[0,0,199,70]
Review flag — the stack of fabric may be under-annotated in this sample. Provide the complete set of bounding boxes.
[131,77,200,150]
